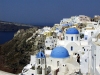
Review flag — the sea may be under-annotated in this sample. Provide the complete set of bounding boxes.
[0,31,16,45]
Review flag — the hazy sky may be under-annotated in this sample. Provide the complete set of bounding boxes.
[0,0,100,26]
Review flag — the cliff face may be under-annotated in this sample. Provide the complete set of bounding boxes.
[0,26,45,74]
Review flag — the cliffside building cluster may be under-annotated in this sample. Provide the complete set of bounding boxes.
[19,15,100,75]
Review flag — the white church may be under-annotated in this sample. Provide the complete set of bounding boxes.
[20,46,80,75]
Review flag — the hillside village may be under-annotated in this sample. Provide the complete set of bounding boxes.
[17,15,100,75]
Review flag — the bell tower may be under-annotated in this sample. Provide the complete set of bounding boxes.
[35,50,47,75]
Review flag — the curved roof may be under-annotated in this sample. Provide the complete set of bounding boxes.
[36,51,45,58]
[50,46,69,58]
[66,28,79,34]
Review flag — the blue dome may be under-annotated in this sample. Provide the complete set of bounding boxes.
[66,28,79,34]
[36,51,45,58]
[50,46,69,58]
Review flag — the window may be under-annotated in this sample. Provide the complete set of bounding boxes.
[91,32,93,36]
[71,46,73,51]
[94,24,97,25]
[39,59,40,64]
[85,59,87,62]
[71,37,73,41]
[92,56,93,59]
[57,61,59,66]
[85,37,87,40]
[77,36,78,40]
[52,45,54,47]
[31,66,35,70]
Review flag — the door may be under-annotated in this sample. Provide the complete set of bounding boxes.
[56,68,59,75]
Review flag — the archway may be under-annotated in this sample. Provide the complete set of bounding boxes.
[37,66,42,74]
[47,66,51,74]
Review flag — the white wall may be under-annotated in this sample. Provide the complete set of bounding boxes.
[50,57,69,69]
[30,55,36,66]
[91,42,96,75]
[65,34,80,41]
[95,46,100,68]
[66,42,80,55]
[84,29,96,42]
[45,36,57,49]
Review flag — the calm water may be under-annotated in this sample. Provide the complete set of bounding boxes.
[0,31,16,45]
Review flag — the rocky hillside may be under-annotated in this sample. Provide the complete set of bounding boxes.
[0,26,46,74]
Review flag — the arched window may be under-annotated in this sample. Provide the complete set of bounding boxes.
[91,32,94,36]
[57,61,59,66]
[71,46,73,51]
[71,37,73,41]
[84,35,87,40]
[39,59,40,64]
[85,37,87,40]
[77,36,78,40]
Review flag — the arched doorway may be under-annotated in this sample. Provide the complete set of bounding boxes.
[37,66,42,74]
[47,66,51,74]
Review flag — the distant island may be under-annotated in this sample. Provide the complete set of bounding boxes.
[0,21,44,31]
